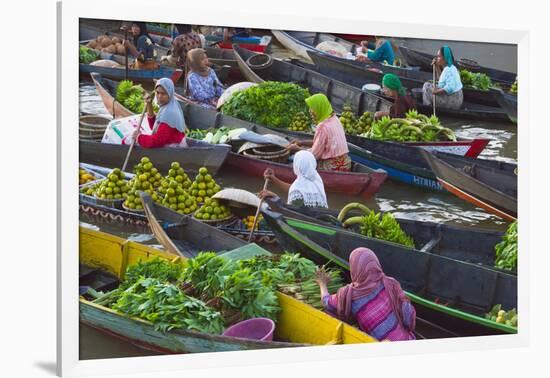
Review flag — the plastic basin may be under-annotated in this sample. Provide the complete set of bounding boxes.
[222,317,275,341]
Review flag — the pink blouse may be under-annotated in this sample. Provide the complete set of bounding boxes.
[310,115,349,160]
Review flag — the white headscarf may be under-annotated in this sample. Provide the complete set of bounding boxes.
[288,150,328,208]
[153,78,186,133]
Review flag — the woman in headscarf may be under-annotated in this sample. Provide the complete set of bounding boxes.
[123,78,187,148]
[374,74,416,119]
[287,93,351,172]
[356,37,395,65]
[123,21,159,70]
[315,248,416,341]
[422,45,464,110]
[260,150,328,208]
[186,48,224,108]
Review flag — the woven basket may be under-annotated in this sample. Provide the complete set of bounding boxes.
[79,115,111,141]
[243,145,290,163]
[246,53,273,72]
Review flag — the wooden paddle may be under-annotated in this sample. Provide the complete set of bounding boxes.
[139,192,185,257]
[432,63,437,117]
[121,25,129,80]
[248,178,269,242]
[121,95,149,172]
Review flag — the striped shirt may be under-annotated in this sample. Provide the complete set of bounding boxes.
[323,283,416,341]
[310,115,349,160]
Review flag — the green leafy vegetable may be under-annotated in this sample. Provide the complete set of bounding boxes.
[79,46,99,64]
[459,69,494,91]
[494,221,517,271]
[115,80,159,114]
[221,81,311,129]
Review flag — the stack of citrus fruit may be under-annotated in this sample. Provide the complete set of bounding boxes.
[194,197,232,221]
[93,168,130,200]
[131,157,163,190]
[160,178,198,214]
[79,168,97,185]
[159,162,192,197]
[189,167,222,204]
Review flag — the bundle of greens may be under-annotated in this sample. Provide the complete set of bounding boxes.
[221,81,311,129]
[115,80,159,114]
[485,304,517,327]
[79,46,99,64]
[509,79,518,95]
[277,269,343,310]
[339,105,373,136]
[362,110,456,142]
[112,277,225,334]
[338,203,415,248]
[494,221,517,271]
[459,69,494,91]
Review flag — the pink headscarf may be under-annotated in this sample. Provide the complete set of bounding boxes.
[334,248,412,330]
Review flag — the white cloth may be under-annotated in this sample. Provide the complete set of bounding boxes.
[288,150,328,208]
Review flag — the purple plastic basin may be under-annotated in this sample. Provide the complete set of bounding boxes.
[222,317,275,341]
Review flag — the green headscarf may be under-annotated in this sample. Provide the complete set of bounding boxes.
[382,74,406,96]
[305,93,333,123]
[440,45,454,67]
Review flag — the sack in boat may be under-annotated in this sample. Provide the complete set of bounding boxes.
[101,114,152,145]
[216,82,258,109]
[315,41,348,58]
[90,59,123,68]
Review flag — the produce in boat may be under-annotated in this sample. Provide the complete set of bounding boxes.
[485,304,517,328]
[288,112,313,132]
[188,167,221,203]
[194,197,232,221]
[494,221,517,271]
[90,168,130,200]
[79,168,97,185]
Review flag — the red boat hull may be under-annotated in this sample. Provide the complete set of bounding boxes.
[224,152,387,198]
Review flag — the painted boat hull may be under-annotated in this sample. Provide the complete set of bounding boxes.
[262,210,518,336]
[492,88,517,123]
[422,150,517,221]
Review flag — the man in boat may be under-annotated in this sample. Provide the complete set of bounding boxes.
[122,21,159,70]
[260,150,329,209]
[122,78,187,148]
[286,94,352,172]
[315,247,416,341]
[374,74,416,119]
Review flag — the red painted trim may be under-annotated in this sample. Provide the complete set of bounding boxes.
[464,139,491,158]
[218,43,267,52]
[438,178,516,221]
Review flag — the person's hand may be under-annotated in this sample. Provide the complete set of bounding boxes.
[263,168,275,182]
[431,57,437,66]
[374,111,383,119]
[355,55,368,63]
[259,189,276,200]
[286,143,301,153]
[314,268,331,285]
[144,91,153,105]
[122,39,130,48]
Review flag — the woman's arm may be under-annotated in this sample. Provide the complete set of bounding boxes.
[137,123,183,148]
[264,168,291,192]
[187,74,213,102]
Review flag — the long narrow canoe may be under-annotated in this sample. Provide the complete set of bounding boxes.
[232,44,391,116]
[399,46,516,85]
[307,50,505,110]
[91,72,388,198]
[79,226,376,353]
[491,88,518,124]
[261,209,517,336]
[82,73,230,173]
[422,150,517,221]
[79,172,507,271]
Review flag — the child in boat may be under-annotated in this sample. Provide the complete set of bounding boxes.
[286,93,351,172]
[122,21,159,70]
[374,74,416,119]
[315,247,416,341]
[260,150,328,209]
[422,45,464,110]
[123,78,186,148]
[186,48,224,109]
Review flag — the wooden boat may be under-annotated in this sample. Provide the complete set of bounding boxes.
[205,34,272,53]
[79,166,507,271]
[91,72,388,198]
[422,150,517,221]
[79,226,376,353]
[232,44,391,116]
[261,209,518,336]
[491,88,518,123]
[307,50,504,109]
[399,46,516,85]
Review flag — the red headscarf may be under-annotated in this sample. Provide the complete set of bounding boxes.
[334,248,412,330]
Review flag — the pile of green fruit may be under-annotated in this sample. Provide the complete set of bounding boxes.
[288,112,313,132]
[362,110,456,142]
[115,80,159,114]
[159,178,197,214]
[221,81,311,129]
[158,162,192,195]
[494,221,517,271]
[459,69,494,91]
[92,168,130,201]
[485,304,517,328]
[123,176,161,211]
[132,157,162,190]
[188,167,221,204]
[194,198,232,221]
[339,104,358,135]
[510,79,518,95]
[338,203,415,248]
